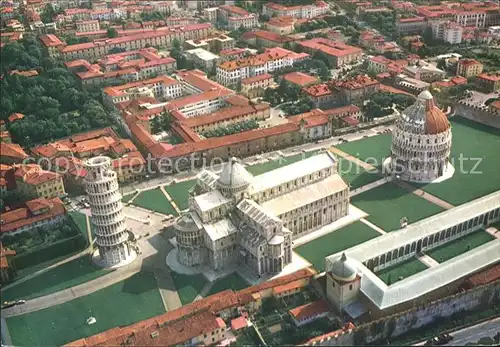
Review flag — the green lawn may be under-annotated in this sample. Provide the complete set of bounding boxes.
[376,257,429,285]
[351,183,444,232]
[295,222,381,272]
[68,211,88,237]
[206,273,249,297]
[415,117,500,205]
[121,193,136,203]
[425,230,495,263]
[1,256,110,302]
[6,272,165,346]
[247,151,319,175]
[132,188,177,215]
[170,272,207,305]
[336,134,393,166]
[336,156,382,189]
[164,180,196,211]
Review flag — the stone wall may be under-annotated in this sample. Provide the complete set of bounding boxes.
[454,104,500,129]
[307,279,500,346]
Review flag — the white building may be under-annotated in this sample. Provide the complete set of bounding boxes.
[84,156,136,268]
[185,48,220,70]
[262,1,329,19]
[431,21,463,44]
[217,47,307,87]
[387,90,453,183]
[174,153,349,276]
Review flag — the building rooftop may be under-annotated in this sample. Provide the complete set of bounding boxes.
[283,71,319,87]
[289,300,330,321]
[299,38,363,58]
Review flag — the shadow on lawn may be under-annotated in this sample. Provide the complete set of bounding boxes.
[121,272,158,294]
[350,182,409,203]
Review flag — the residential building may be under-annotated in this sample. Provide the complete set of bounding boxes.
[75,19,99,33]
[283,72,319,88]
[217,5,258,30]
[38,34,64,57]
[203,7,218,23]
[298,38,362,68]
[185,48,220,71]
[266,16,301,35]
[65,48,176,88]
[456,59,484,78]
[289,300,330,326]
[330,75,380,106]
[0,197,66,236]
[0,143,29,164]
[174,152,349,273]
[396,17,426,36]
[476,72,500,92]
[262,1,329,19]
[59,23,213,61]
[0,244,16,284]
[241,74,274,98]
[219,48,247,62]
[431,21,463,44]
[303,84,336,109]
[185,34,235,54]
[404,62,446,83]
[216,47,308,87]
[243,30,295,48]
[289,109,331,140]
[14,164,66,199]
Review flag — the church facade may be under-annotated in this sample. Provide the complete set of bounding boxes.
[174,152,350,276]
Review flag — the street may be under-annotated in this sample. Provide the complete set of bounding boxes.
[413,316,500,346]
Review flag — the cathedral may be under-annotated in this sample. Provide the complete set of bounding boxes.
[174,152,350,276]
[387,90,453,183]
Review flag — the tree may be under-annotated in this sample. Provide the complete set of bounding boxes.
[107,27,118,38]
[40,3,56,23]
[259,13,270,22]
[160,109,173,131]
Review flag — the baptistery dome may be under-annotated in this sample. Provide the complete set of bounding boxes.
[387,90,453,183]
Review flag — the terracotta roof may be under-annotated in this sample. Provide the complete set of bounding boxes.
[466,264,500,287]
[1,197,65,233]
[128,122,158,149]
[398,16,425,23]
[289,300,329,321]
[0,143,28,160]
[303,322,356,345]
[171,123,201,143]
[231,316,248,331]
[380,84,416,97]
[477,72,500,82]
[219,4,249,16]
[167,89,233,110]
[299,38,363,58]
[181,103,269,128]
[322,105,361,117]
[14,165,61,186]
[112,151,146,169]
[272,279,307,294]
[283,72,319,87]
[240,268,316,296]
[9,70,39,77]
[0,243,16,269]
[103,75,179,97]
[333,75,379,90]
[242,73,273,85]
[303,83,332,97]
[8,113,24,122]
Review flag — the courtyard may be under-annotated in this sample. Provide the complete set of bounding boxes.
[2,256,111,302]
[6,272,165,346]
[295,221,381,272]
[376,257,429,285]
[351,183,445,232]
[424,230,495,263]
[131,188,177,215]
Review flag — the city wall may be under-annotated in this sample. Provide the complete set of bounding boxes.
[307,278,500,346]
[454,104,500,129]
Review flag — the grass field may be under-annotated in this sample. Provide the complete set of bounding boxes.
[68,211,88,237]
[164,180,196,211]
[295,222,381,272]
[376,257,429,285]
[336,157,382,189]
[247,151,319,175]
[132,188,177,215]
[6,272,165,346]
[206,273,249,297]
[2,256,110,302]
[121,193,136,203]
[336,134,392,166]
[425,230,495,263]
[170,272,207,305]
[351,183,444,232]
[415,117,500,205]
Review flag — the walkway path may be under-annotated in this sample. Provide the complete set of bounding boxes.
[350,177,390,197]
[160,185,181,214]
[485,226,500,239]
[328,147,377,171]
[360,218,386,235]
[393,181,455,210]
[417,253,440,267]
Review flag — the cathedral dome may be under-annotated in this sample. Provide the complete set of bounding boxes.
[217,157,253,189]
[401,90,450,135]
[330,253,357,282]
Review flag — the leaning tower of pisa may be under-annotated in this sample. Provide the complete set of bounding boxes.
[84,156,136,268]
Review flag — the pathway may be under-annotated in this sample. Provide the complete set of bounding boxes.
[360,218,386,235]
[485,226,500,239]
[328,147,378,171]
[160,185,181,214]
[393,181,455,210]
[417,253,440,267]
[350,177,391,197]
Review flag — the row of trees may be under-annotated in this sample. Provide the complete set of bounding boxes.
[0,36,112,146]
[201,119,259,138]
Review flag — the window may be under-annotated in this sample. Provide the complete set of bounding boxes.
[349,284,353,290]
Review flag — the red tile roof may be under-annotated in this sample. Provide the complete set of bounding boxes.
[8,113,24,122]
[303,322,356,345]
[0,143,28,161]
[322,105,361,117]
[272,279,307,294]
[231,316,248,331]
[465,264,500,288]
[242,73,273,85]
[283,72,319,87]
[1,197,65,233]
[303,83,332,97]
[289,300,329,321]
[477,72,500,82]
[181,103,269,128]
[39,34,64,47]
[299,38,363,58]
